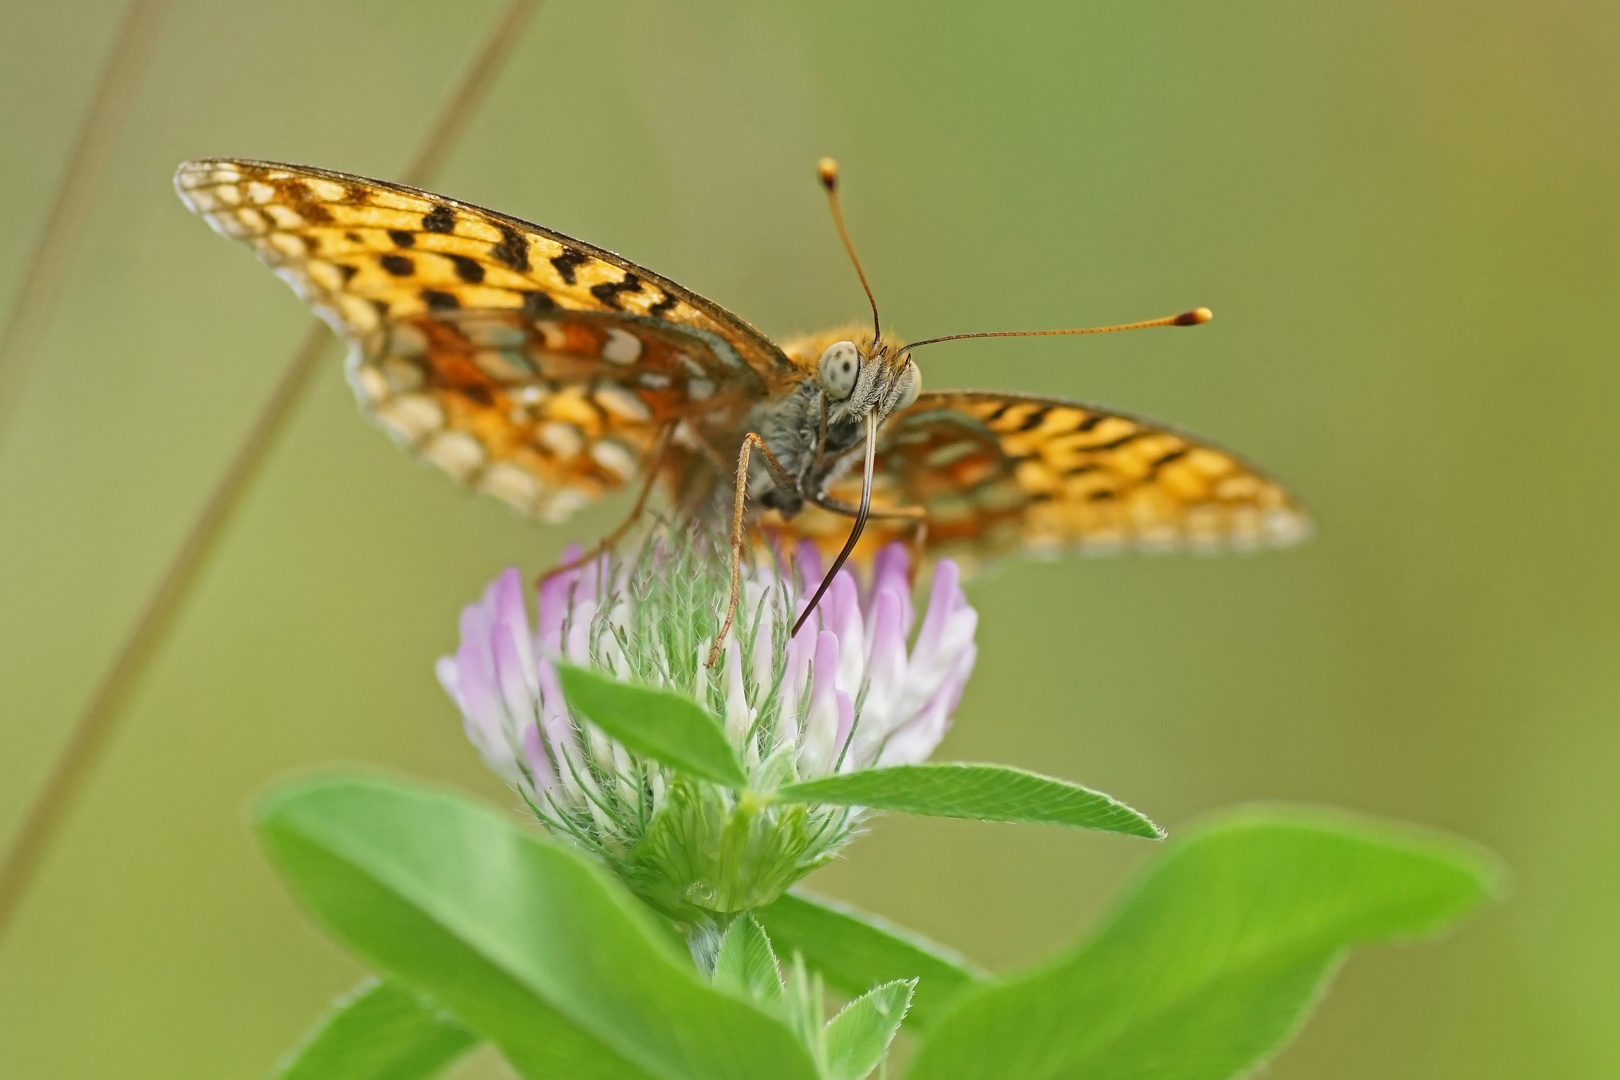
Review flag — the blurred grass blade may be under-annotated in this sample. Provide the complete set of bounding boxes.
[557,665,748,788]
[395,0,542,186]
[823,979,914,1080]
[905,805,1502,1080]
[775,764,1162,838]
[257,772,818,1080]
[0,0,542,950]
[270,977,474,1080]
[0,0,169,447]
[754,890,987,1031]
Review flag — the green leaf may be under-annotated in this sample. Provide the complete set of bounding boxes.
[557,664,748,788]
[823,980,915,1080]
[257,772,818,1080]
[714,916,785,1016]
[755,891,987,1032]
[775,764,1161,838]
[270,977,474,1080]
[905,805,1501,1080]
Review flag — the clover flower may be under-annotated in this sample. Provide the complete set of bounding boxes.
[436,529,977,923]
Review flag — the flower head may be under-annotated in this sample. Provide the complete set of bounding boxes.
[437,528,977,922]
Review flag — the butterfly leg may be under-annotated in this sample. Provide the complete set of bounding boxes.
[907,517,929,580]
[707,432,797,669]
[539,423,675,586]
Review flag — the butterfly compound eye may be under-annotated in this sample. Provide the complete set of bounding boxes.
[818,341,861,400]
[893,359,921,411]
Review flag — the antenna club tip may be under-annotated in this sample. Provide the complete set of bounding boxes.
[817,156,840,189]
[1175,307,1214,326]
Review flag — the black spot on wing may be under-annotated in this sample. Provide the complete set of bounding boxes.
[550,247,588,285]
[448,254,485,284]
[422,289,460,311]
[521,290,556,316]
[490,226,530,271]
[336,263,359,283]
[421,205,455,233]
[379,254,414,277]
[1015,408,1050,432]
[1090,431,1145,452]
[590,273,641,310]
[647,291,677,319]
[388,229,415,248]
[1138,446,1192,482]
[282,181,335,224]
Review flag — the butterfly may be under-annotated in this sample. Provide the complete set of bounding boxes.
[174,157,1309,660]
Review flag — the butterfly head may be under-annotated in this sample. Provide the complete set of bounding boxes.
[811,160,920,426]
[817,333,921,424]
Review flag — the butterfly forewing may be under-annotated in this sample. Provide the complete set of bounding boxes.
[773,391,1310,562]
[175,158,784,519]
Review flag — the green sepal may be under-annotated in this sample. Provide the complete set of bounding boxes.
[755,890,986,1031]
[713,916,786,1018]
[823,979,915,1080]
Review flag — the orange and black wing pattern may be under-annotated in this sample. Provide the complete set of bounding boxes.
[777,391,1310,563]
[346,308,761,519]
[174,158,782,518]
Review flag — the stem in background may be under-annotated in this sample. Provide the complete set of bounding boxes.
[398,0,541,187]
[0,0,544,952]
[0,0,171,449]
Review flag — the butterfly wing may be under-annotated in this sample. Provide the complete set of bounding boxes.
[352,307,762,519]
[174,158,784,517]
[772,390,1310,563]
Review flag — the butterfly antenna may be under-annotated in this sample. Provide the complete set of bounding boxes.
[793,412,877,637]
[818,157,882,345]
[905,307,1213,352]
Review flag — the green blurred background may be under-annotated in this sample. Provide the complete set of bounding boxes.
[2,0,1616,1076]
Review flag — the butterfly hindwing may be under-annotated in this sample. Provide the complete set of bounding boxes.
[776,391,1310,562]
[353,308,770,519]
